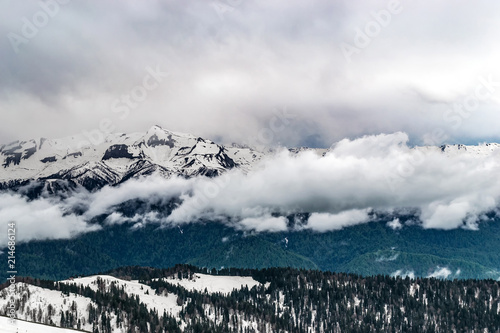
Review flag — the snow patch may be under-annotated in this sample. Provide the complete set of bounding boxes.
[162,273,260,294]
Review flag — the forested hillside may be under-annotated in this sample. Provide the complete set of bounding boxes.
[2,265,500,332]
[4,213,500,282]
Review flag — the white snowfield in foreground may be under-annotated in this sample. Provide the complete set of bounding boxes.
[0,274,262,333]
[0,282,96,332]
[0,316,84,333]
[160,273,261,294]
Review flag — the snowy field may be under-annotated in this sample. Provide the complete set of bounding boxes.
[0,316,86,333]
[161,273,261,294]
[62,275,182,316]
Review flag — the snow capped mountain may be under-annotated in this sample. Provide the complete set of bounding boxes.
[0,126,264,192]
[438,143,500,156]
[2,126,500,195]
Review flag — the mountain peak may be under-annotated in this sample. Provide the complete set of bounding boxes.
[0,127,260,192]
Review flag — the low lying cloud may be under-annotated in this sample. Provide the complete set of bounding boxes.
[302,210,372,232]
[387,218,403,230]
[71,176,195,218]
[427,267,453,279]
[391,270,415,279]
[376,253,400,262]
[238,216,288,233]
[2,132,500,245]
[0,193,100,248]
[165,132,500,231]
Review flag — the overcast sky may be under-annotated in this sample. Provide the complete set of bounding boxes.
[1,0,500,147]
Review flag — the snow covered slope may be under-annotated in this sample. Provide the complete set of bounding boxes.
[156,273,260,294]
[0,282,97,332]
[0,274,264,333]
[0,316,87,333]
[60,275,182,317]
[0,126,264,192]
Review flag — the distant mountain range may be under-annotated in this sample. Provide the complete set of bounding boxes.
[2,125,499,193]
[0,125,264,193]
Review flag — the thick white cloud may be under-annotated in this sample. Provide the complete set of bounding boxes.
[0,193,100,248]
[237,216,288,233]
[387,218,402,230]
[303,210,372,232]
[3,132,500,242]
[77,176,195,218]
[164,133,500,230]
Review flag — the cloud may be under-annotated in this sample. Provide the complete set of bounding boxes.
[104,212,162,226]
[237,216,288,233]
[391,270,415,279]
[76,176,195,218]
[303,210,372,232]
[376,253,400,262]
[387,218,402,230]
[0,193,100,248]
[2,132,500,242]
[427,267,452,279]
[164,133,500,231]
[1,1,500,146]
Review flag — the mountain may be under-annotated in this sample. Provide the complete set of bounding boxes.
[0,125,263,193]
[3,126,499,195]
[2,266,500,332]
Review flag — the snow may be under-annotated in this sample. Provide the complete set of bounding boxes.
[0,283,96,332]
[0,273,260,333]
[0,316,85,333]
[3,125,500,191]
[0,276,185,333]
[0,126,263,186]
[61,275,182,316]
[161,273,261,294]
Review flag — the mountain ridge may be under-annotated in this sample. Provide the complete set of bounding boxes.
[0,126,264,192]
[2,126,500,193]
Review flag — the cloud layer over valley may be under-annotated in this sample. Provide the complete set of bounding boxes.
[1,132,500,247]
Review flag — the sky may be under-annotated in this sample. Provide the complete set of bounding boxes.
[1,0,500,148]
